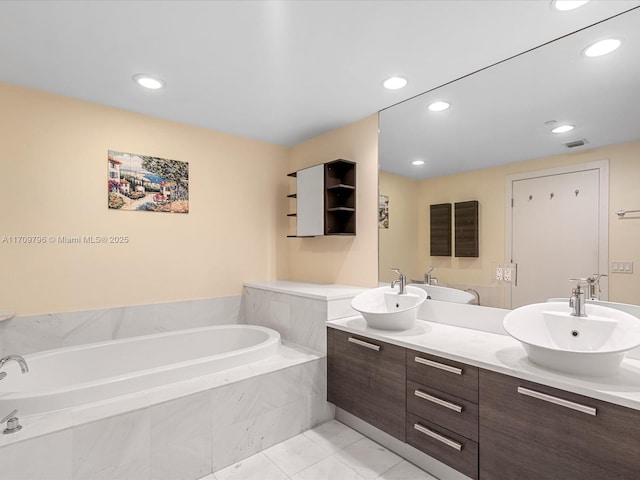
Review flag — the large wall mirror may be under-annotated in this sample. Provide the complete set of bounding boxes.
[378,8,640,309]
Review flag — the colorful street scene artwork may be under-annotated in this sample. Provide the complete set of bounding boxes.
[108,150,189,213]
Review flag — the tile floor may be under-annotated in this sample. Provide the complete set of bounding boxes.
[202,420,438,480]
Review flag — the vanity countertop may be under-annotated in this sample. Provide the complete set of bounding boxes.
[244,280,368,301]
[327,315,640,412]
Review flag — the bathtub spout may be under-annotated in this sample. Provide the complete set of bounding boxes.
[0,355,29,374]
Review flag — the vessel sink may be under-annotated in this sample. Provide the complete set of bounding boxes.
[503,302,640,376]
[351,286,427,330]
[409,284,475,304]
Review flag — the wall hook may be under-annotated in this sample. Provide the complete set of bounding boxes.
[528,195,533,201]
[550,192,555,200]
[575,189,580,196]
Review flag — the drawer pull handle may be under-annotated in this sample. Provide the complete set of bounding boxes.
[414,423,463,451]
[517,387,597,416]
[414,356,462,375]
[348,337,381,351]
[414,389,463,413]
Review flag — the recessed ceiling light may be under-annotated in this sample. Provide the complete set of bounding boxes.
[383,76,408,90]
[552,125,575,134]
[411,160,425,166]
[583,38,622,57]
[133,73,165,90]
[428,101,450,112]
[551,0,590,12]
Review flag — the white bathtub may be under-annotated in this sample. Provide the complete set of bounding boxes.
[0,324,281,416]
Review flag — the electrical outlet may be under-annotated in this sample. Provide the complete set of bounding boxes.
[503,265,512,282]
[495,265,503,281]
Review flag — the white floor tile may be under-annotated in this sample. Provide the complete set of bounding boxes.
[291,456,367,480]
[263,433,331,476]
[303,419,363,453]
[378,460,439,480]
[214,452,287,480]
[333,437,404,480]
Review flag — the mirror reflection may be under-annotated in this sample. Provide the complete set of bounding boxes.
[378,8,640,309]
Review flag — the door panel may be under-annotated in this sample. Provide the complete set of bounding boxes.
[511,169,600,308]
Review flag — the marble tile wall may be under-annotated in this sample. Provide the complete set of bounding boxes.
[240,287,357,354]
[0,296,241,357]
[0,357,334,480]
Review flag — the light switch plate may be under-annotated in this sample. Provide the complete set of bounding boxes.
[611,261,633,273]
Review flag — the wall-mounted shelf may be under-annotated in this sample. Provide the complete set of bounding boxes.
[287,159,356,237]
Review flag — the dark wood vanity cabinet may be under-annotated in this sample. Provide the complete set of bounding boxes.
[327,328,406,440]
[406,350,479,479]
[327,328,640,480]
[480,369,640,480]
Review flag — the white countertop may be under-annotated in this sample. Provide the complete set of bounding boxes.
[244,280,368,301]
[327,315,640,411]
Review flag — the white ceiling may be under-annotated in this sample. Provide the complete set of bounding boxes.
[379,6,640,179]
[1,1,638,147]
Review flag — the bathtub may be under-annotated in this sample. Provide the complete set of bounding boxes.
[0,324,281,416]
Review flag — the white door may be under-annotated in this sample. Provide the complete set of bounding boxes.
[508,163,608,308]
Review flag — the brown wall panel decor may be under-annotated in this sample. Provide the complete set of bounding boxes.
[430,203,452,256]
[455,201,479,257]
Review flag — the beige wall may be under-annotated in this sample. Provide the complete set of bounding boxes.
[0,82,290,315]
[413,141,640,304]
[286,115,379,287]
[378,171,419,283]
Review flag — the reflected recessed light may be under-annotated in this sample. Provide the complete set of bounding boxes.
[133,73,165,90]
[551,0,590,11]
[383,76,408,90]
[583,38,622,57]
[428,101,450,112]
[411,160,425,166]
[552,125,575,134]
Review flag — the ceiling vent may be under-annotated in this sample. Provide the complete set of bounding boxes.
[563,139,588,149]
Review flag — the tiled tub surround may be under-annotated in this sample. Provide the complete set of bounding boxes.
[240,281,366,354]
[0,344,333,480]
[0,295,242,358]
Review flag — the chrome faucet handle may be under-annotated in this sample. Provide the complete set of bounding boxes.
[1,410,21,434]
[426,266,437,274]
[390,268,406,294]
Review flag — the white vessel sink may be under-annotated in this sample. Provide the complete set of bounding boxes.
[409,284,475,304]
[504,301,640,376]
[351,286,427,330]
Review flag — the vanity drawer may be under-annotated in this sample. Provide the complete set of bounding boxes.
[328,328,406,441]
[407,380,478,442]
[407,349,478,403]
[406,412,478,480]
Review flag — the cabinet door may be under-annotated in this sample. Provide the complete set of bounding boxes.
[480,369,640,479]
[296,164,324,236]
[327,328,406,440]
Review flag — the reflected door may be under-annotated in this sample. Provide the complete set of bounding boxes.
[509,167,603,308]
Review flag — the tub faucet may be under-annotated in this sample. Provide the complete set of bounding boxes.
[390,268,407,294]
[425,266,438,285]
[569,279,587,317]
[0,355,29,380]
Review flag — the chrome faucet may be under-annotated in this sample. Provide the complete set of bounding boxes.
[586,274,607,300]
[0,355,29,381]
[569,279,587,317]
[390,268,407,294]
[424,266,438,285]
